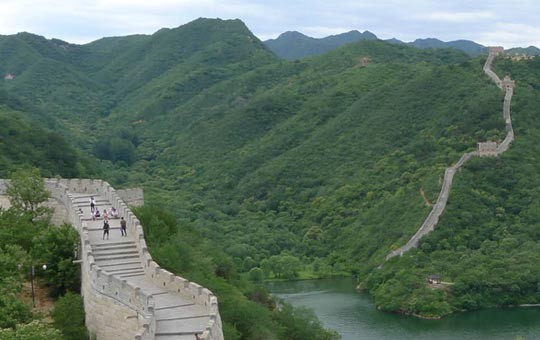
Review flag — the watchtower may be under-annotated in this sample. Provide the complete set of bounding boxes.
[4,73,14,80]
[489,46,504,56]
[501,75,515,90]
[478,142,498,156]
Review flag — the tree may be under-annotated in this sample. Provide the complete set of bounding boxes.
[248,267,264,282]
[6,168,51,223]
[31,225,80,296]
[0,320,64,340]
[52,292,87,340]
[0,285,32,329]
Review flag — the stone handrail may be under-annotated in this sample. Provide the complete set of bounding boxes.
[386,48,515,260]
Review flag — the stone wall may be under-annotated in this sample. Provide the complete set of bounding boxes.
[44,180,154,339]
[45,179,222,340]
[386,48,516,260]
[117,188,145,207]
[0,179,222,339]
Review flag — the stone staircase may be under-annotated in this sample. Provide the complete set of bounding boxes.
[71,192,215,339]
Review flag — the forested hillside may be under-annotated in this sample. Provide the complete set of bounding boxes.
[1,17,538,327]
[368,56,540,317]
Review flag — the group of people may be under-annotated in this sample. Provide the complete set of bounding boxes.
[89,196,127,240]
[102,217,127,240]
[91,207,119,220]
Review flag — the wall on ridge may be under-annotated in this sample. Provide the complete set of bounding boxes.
[45,178,223,340]
[386,49,515,261]
[44,179,153,340]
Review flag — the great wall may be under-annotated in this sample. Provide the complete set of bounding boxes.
[386,47,515,260]
[0,179,224,340]
[0,47,516,337]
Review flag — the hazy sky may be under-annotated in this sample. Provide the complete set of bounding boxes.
[1,0,539,48]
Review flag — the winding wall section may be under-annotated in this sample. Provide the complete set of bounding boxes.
[0,179,223,340]
[386,47,515,260]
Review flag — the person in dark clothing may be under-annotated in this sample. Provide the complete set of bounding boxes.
[103,220,110,240]
[90,196,96,213]
[120,217,127,237]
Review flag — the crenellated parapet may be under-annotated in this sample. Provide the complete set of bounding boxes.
[1,178,223,340]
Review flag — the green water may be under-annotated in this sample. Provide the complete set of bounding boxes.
[267,278,540,340]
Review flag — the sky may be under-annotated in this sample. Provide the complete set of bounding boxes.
[0,0,539,48]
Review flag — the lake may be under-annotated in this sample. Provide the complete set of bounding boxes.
[267,278,540,340]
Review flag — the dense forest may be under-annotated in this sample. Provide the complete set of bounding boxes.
[1,17,540,334]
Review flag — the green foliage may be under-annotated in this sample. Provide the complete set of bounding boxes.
[94,136,136,165]
[0,169,86,335]
[0,320,64,340]
[0,243,32,329]
[52,292,87,340]
[2,17,539,321]
[31,224,80,296]
[362,56,540,317]
[265,254,302,279]
[0,110,83,178]
[0,283,32,329]
[249,268,264,282]
[133,205,336,339]
[7,168,51,222]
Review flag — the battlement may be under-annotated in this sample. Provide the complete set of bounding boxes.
[478,142,498,157]
[489,46,504,55]
[0,178,223,340]
[501,75,515,90]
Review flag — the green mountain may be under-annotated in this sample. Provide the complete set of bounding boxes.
[506,46,540,56]
[264,30,377,59]
[264,31,538,59]
[0,100,83,178]
[1,17,539,325]
[410,38,486,56]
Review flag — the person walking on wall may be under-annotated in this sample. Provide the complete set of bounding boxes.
[103,220,110,240]
[90,196,96,213]
[120,217,127,237]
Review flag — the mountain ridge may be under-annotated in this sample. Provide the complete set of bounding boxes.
[263,30,539,59]
[2,17,540,324]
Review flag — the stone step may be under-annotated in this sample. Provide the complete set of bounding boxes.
[123,276,169,296]
[111,269,145,277]
[73,202,111,208]
[91,249,139,257]
[154,303,207,321]
[156,316,209,333]
[103,266,143,274]
[153,293,196,310]
[94,259,141,268]
[88,226,123,232]
[117,271,146,278]
[65,192,213,338]
[93,240,135,247]
[91,244,137,252]
[154,334,199,340]
[92,253,140,261]
[73,199,109,205]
